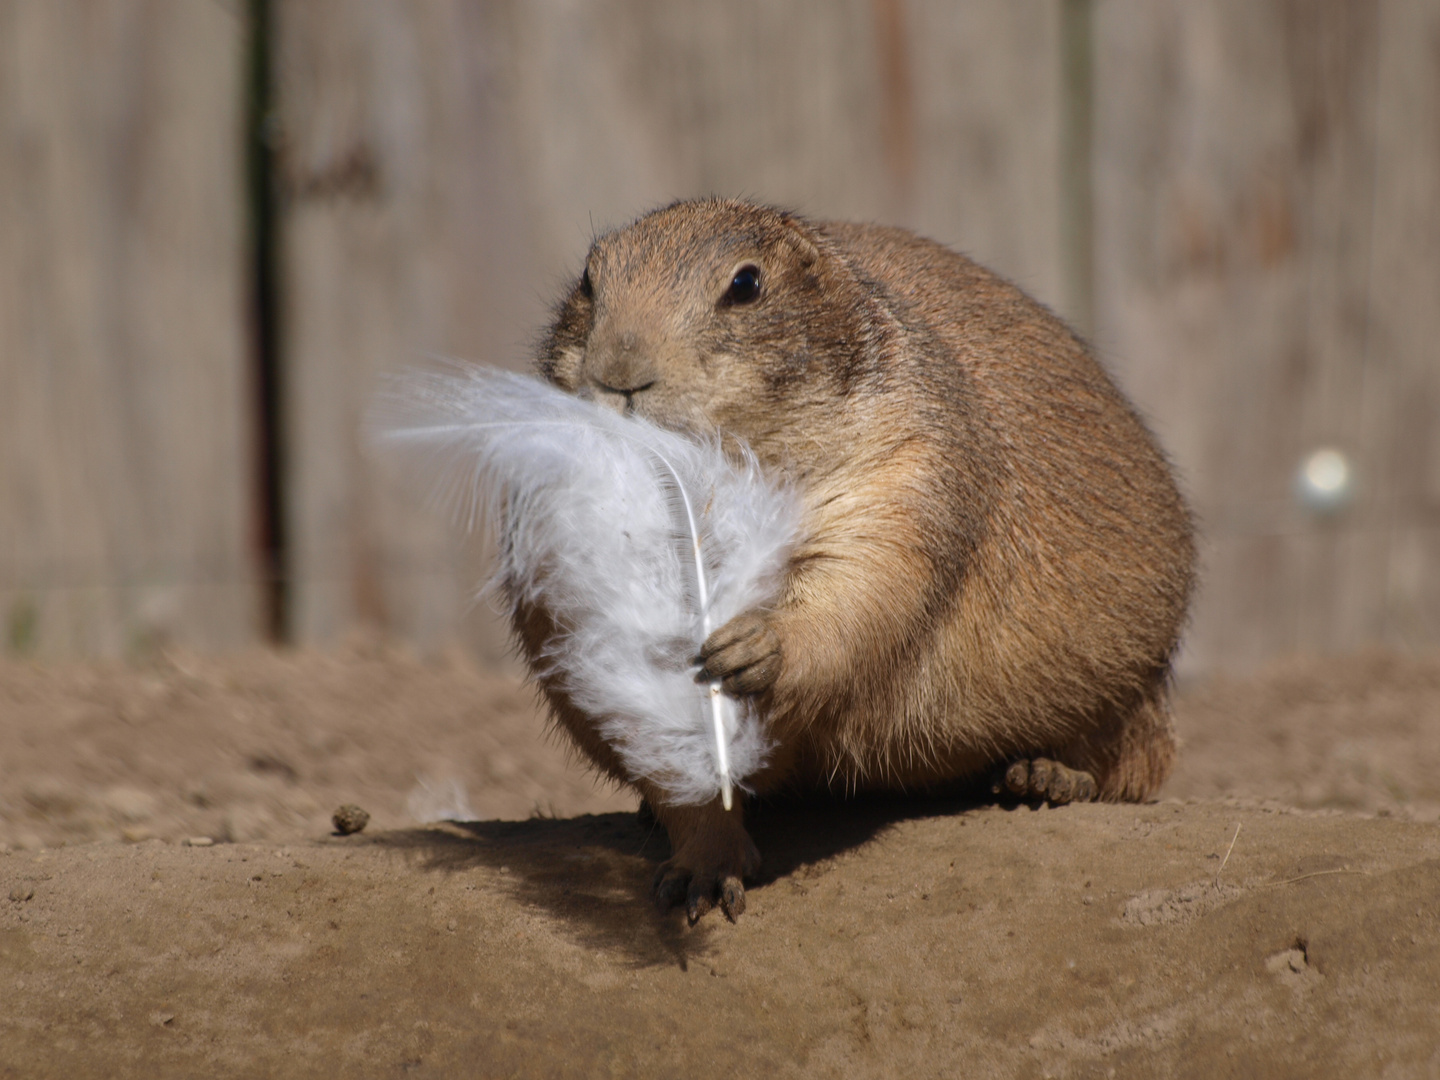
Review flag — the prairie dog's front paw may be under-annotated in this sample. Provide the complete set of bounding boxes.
[697,611,781,695]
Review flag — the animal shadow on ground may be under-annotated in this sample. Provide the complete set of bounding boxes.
[376,785,989,970]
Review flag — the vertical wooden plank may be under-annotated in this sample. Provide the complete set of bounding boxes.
[1060,0,1096,336]
[1093,0,1440,672]
[0,0,255,656]
[1369,0,1440,647]
[274,1,537,661]
[906,0,1066,311]
[277,0,1068,656]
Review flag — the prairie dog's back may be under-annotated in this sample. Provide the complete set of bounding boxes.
[791,220,1195,784]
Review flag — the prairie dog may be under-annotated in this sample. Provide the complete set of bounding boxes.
[517,198,1195,922]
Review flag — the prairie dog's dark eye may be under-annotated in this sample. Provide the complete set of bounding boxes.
[579,267,593,299]
[726,265,761,305]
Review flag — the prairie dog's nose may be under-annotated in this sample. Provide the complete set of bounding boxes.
[588,327,658,401]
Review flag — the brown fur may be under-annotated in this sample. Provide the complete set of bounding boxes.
[521,198,1196,919]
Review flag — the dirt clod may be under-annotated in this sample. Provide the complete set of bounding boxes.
[331,804,370,836]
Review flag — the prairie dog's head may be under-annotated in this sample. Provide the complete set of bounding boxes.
[539,199,876,457]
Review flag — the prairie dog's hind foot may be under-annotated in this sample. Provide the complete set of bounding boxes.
[650,798,762,924]
[993,757,1098,806]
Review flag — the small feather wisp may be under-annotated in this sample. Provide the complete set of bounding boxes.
[372,364,802,808]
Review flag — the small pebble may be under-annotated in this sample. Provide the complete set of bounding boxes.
[332,804,370,836]
[183,836,214,847]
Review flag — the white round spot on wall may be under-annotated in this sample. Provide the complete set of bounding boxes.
[1295,448,1354,515]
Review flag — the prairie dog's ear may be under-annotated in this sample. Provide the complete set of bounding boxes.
[777,213,823,269]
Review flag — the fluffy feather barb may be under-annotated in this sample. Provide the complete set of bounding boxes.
[372,363,802,805]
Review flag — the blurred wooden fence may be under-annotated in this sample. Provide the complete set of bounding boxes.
[0,1,254,656]
[2,0,1438,674]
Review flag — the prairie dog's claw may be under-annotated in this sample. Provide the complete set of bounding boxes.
[654,864,748,925]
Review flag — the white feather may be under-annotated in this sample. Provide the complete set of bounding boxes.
[371,362,802,806]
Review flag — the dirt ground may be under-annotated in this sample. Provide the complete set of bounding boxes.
[2,641,1439,1078]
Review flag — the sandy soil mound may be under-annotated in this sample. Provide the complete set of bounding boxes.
[0,640,635,854]
[2,645,1440,1077]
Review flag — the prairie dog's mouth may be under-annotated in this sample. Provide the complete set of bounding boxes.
[590,378,657,418]
[595,379,656,398]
